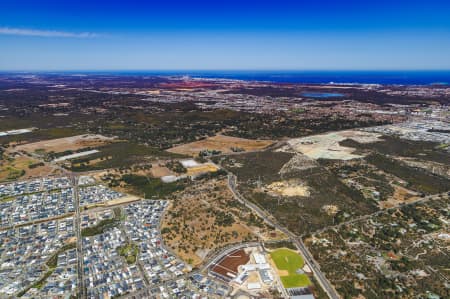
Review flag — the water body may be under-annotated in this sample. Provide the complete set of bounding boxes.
[300,92,344,98]
[190,71,450,85]
[37,70,450,85]
[187,71,450,85]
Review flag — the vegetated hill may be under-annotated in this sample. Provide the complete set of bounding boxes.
[365,153,450,194]
[160,178,280,266]
[220,150,378,235]
[340,136,449,164]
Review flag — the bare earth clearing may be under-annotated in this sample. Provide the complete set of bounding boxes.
[167,134,274,156]
[13,134,115,153]
[379,185,419,209]
[186,163,219,176]
[104,195,140,206]
[150,164,174,178]
[264,180,310,197]
[287,130,381,160]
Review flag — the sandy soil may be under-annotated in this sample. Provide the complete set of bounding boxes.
[14,134,114,153]
[380,186,419,209]
[167,134,274,156]
[278,154,318,176]
[264,180,310,197]
[160,179,260,266]
[247,271,260,283]
[150,164,174,177]
[66,236,77,244]
[288,130,381,160]
[104,195,140,206]
[186,163,219,176]
[321,205,340,216]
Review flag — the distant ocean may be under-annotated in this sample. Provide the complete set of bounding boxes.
[185,71,450,85]
[35,70,450,85]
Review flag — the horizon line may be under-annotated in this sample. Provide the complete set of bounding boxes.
[2,69,450,73]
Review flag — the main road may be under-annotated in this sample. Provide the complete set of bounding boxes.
[70,174,86,299]
[227,174,340,299]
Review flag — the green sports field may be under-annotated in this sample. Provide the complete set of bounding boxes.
[270,248,311,288]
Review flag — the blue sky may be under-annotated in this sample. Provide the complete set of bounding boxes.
[1,0,450,71]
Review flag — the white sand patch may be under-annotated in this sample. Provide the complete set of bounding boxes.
[180,159,200,168]
[53,150,99,162]
[0,128,35,136]
[264,180,310,197]
[321,205,339,216]
[288,130,381,160]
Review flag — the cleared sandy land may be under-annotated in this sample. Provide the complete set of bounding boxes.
[0,128,35,137]
[321,205,339,216]
[84,195,140,209]
[264,180,310,197]
[167,134,274,156]
[104,195,140,206]
[288,130,381,160]
[186,163,219,176]
[279,154,318,176]
[379,186,419,209]
[14,134,114,153]
[150,164,174,178]
[53,150,99,162]
[66,236,77,244]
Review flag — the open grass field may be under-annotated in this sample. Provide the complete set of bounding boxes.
[68,141,180,171]
[0,155,53,182]
[270,248,304,272]
[270,248,311,288]
[167,134,274,156]
[70,141,179,171]
[120,174,187,199]
[0,126,85,146]
[281,274,311,289]
[13,134,114,153]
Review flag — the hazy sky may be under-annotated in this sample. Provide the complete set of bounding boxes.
[1,0,450,71]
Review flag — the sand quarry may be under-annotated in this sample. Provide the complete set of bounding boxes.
[288,130,381,160]
[167,134,274,156]
[14,134,114,153]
